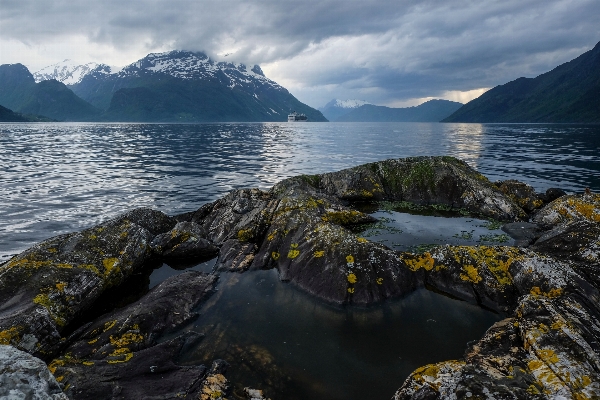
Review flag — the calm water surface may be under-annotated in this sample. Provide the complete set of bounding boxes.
[1,122,599,399]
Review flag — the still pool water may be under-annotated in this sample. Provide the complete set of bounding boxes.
[169,269,501,400]
[2,122,599,398]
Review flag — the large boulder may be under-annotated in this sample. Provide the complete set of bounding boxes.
[182,157,526,304]
[316,157,526,220]
[0,208,175,359]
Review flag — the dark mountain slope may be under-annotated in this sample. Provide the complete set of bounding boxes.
[337,99,463,122]
[0,104,55,122]
[444,41,600,123]
[0,64,100,121]
[0,105,28,122]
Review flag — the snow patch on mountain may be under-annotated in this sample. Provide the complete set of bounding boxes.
[330,99,372,108]
[34,60,99,85]
[114,50,281,91]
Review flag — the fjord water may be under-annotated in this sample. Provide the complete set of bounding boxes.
[2,122,599,258]
[1,122,599,399]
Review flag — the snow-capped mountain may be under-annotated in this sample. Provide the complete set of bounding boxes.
[33,60,100,85]
[113,50,278,90]
[318,99,372,121]
[69,50,326,122]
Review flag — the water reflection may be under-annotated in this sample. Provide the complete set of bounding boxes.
[175,270,501,400]
[448,123,485,169]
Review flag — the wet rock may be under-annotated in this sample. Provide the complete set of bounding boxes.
[502,222,546,247]
[533,192,600,226]
[190,188,276,246]
[496,179,545,213]
[49,270,218,399]
[151,221,219,261]
[252,184,420,305]
[0,207,173,360]
[532,220,600,263]
[0,344,68,399]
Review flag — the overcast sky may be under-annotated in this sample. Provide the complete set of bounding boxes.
[1,0,599,108]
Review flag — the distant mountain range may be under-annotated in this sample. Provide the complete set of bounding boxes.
[322,99,463,122]
[318,99,372,121]
[444,40,600,123]
[0,51,326,122]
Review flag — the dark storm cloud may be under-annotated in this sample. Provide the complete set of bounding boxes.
[1,0,599,106]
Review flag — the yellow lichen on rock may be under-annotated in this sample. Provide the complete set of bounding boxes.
[403,252,435,272]
[103,320,117,332]
[287,249,300,259]
[237,229,253,242]
[460,265,482,283]
[200,373,228,400]
[109,331,144,347]
[0,326,21,345]
[451,246,521,286]
[407,360,466,392]
[530,286,564,299]
[313,250,324,258]
[102,257,119,277]
[347,273,357,284]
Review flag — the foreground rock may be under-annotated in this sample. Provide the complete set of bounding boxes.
[394,193,600,399]
[0,208,175,360]
[1,156,598,399]
[0,344,68,399]
[49,271,219,399]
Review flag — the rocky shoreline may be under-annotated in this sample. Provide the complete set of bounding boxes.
[1,156,599,399]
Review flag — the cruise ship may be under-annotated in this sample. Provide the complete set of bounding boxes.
[288,111,308,122]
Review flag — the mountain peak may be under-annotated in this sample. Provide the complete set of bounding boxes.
[34,60,99,85]
[116,50,273,87]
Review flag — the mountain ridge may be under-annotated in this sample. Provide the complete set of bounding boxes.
[318,99,372,121]
[1,51,327,122]
[335,99,463,122]
[443,40,600,123]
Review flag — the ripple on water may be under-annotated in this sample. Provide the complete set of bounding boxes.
[1,122,599,258]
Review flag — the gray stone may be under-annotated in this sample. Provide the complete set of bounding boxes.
[0,345,67,400]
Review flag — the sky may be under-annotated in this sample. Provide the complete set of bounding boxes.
[1,0,599,108]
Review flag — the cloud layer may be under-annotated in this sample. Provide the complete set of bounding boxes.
[1,0,599,107]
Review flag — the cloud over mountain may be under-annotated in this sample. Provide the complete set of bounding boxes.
[1,0,599,107]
